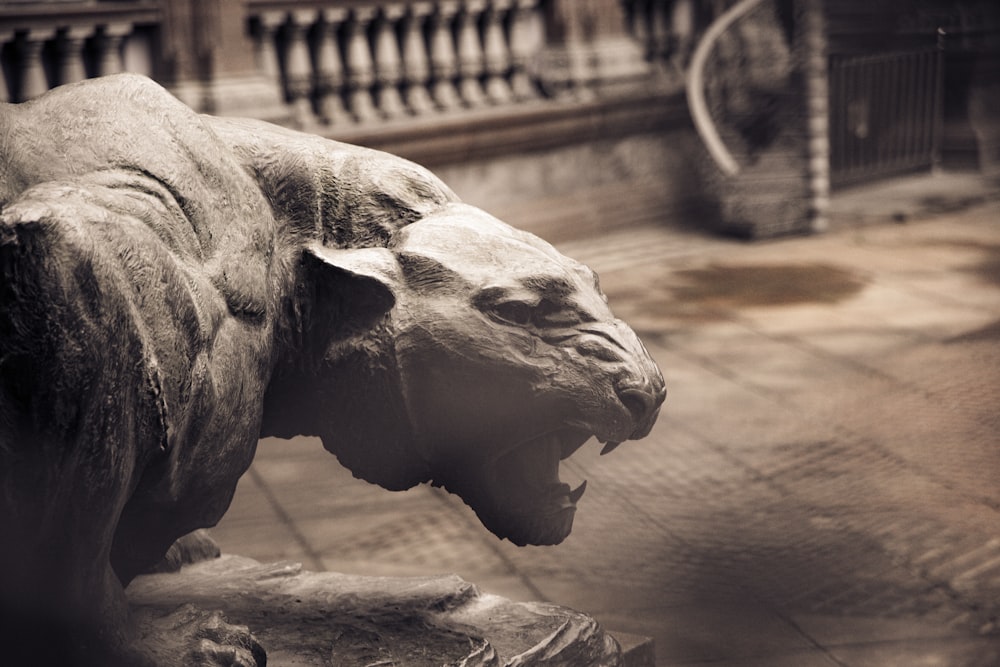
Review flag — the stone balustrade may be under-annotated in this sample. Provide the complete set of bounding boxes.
[622,0,703,71]
[0,2,160,103]
[0,1,703,127]
[246,0,547,128]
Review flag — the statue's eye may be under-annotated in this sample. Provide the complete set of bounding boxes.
[488,298,591,328]
[492,301,533,326]
[535,299,591,327]
[538,310,582,327]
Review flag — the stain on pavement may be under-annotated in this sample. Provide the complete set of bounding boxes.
[670,263,867,308]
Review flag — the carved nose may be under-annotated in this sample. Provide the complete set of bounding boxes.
[618,385,662,422]
[616,379,666,438]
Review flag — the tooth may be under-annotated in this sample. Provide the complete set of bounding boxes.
[568,480,587,503]
[600,441,622,456]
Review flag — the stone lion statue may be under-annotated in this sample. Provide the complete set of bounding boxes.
[0,74,664,665]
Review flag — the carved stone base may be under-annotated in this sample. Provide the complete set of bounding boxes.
[126,555,624,666]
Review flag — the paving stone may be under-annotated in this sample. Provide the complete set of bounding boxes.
[827,636,1000,667]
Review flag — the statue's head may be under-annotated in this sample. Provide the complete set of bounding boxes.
[270,203,665,546]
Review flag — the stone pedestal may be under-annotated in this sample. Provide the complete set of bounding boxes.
[127,555,627,666]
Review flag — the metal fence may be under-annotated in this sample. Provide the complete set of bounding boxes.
[829,48,943,188]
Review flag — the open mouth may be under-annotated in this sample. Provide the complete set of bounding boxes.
[446,427,623,547]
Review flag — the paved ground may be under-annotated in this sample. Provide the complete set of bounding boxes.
[211,174,1000,666]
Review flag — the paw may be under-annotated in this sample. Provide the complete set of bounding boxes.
[189,611,266,667]
[133,604,266,667]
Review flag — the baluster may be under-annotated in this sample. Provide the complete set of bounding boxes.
[252,12,284,84]
[455,0,487,107]
[18,29,54,100]
[650,1,672,63]
[58,26,91,85]
[481,0,513,104]
[314,8,350,126]
[669,0,695,68]
[0,31,12,102]
[630,0,653,60]
[508,0,540,100]
[372,5,407,119]
[97,24,130,76]
[621,0,638,38]
[399,2,435,115]
[428,1,462,110]
[343,7,379,122]
[283,11,317,128]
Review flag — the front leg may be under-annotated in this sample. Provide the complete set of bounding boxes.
[146,530,222,575]
[131,604,266,667]
[0,512,137,665]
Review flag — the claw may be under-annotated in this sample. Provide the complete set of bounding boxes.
[568,480,587,503]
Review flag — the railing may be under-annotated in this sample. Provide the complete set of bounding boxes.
[245,0,547,129]
[622,0,701,72]
[0,1,161,103]
[828,48,943,187]
[0,1,699,129]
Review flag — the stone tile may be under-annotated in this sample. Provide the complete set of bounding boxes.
[251,448,439,520]
[214,466,276,525]
[797,328,926,361]
[590,602,815,665]
[253,435,325,459]
[791,614,968,645]
[299,504,510,578]
[266,470,437,520]
[836,283,991,338]
[661,650,841,667]
[674,335,853,401]
[734,303,879,337]
[827,636,1000,667]
[209,518,312,567]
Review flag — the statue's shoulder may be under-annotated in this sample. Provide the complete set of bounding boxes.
[25,72,180,113]
[207,116,459,246]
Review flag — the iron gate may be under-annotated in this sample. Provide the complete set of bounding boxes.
[829,48,943,188]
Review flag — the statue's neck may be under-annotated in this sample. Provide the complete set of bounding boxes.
[259,326,429,490]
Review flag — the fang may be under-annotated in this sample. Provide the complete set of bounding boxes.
[600,441,622,456]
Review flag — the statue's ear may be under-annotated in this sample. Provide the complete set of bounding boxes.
[304,243,400,341]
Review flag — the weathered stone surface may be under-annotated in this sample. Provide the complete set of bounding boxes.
[128,555,623,667]
[0,74,664,664]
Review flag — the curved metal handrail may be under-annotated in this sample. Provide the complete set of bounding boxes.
[685,0,765,177]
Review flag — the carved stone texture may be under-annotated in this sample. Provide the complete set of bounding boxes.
[0,74,664,665]
[127,555,624,666]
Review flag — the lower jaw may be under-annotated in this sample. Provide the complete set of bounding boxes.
[481,501,577,547]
